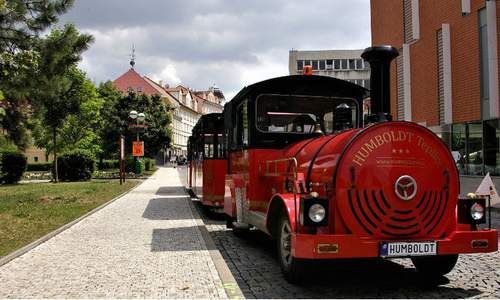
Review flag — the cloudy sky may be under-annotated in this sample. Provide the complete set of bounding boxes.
[56,0,371,100]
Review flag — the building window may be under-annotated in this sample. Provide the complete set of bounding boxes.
[334,59,341,70]
[453,120,500,176]
[326,60,333,70]
[484,119,499,176]
[319,60,326,70]
[349,59,356,70]
[312,60,319,71]
[138,86,143,92]
[452,123,466,175]
[297,60,304,71]
[341,59,348,70]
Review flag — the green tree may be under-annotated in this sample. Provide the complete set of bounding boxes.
[30,23,94,182]
[0,0,75,148]
[31,67,104,155]
[98,87,172,160]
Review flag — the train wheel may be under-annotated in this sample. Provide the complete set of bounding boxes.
[411,254,459,276]
[277,209,310,282]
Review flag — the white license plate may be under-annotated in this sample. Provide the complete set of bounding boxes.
[379,241,437,257]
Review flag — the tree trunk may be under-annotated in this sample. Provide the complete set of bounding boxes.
[53,126,58,183]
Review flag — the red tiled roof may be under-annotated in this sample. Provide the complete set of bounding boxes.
[112,68,160,95]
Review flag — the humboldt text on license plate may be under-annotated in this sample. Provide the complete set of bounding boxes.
[379,241,437,257]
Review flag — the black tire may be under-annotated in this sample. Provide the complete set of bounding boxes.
[411,254,459,276]
[276,209,310,283]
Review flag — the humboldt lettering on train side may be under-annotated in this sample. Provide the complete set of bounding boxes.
[352,130,444,168]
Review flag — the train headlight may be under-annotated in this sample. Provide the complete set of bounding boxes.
[470,203,484,220]
[299,197,329,227]
[309,204,326,223]
[458,198,486,225]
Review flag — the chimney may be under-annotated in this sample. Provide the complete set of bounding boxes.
[361,45,399,123]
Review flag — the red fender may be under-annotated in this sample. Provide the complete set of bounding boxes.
[266,193,299,238]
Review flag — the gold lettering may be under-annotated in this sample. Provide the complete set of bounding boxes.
[353,155,365,167]
[375,135,384,146]
[383,132,392,143]
[364,139,379,152]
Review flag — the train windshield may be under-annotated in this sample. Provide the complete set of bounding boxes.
[256,94,359,135]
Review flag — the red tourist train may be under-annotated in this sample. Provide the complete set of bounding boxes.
[188,113,227,212]
[188,46,498,282]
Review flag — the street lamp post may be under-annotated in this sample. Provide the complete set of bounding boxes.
[129,110,146,174]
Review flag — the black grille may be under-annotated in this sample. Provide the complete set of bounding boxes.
[347,189,449,237]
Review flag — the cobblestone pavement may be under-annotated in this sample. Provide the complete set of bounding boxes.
[0,166,234,299]
[178,165,500,299]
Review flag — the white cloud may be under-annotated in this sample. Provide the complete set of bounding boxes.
[58,0,371,98]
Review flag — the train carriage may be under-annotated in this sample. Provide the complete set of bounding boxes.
[188,113,227,212]
[194,46,498,282]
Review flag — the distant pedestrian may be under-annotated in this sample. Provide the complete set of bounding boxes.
[171,155,177,168]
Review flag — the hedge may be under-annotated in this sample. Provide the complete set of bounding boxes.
[57,149,96,182]
[27,162,53,171]
[0,151,27,184]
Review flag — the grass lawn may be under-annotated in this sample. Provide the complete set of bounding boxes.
[0,179,141,259]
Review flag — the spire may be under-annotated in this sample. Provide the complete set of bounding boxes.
[129,44,136,68]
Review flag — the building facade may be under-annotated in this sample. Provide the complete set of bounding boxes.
[113,67,224,161]
[370,0,500,177]
[289,49,371,90]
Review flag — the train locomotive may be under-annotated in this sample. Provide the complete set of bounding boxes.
[189,45,498,282]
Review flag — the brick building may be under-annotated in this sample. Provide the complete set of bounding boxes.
[370,0,500,177]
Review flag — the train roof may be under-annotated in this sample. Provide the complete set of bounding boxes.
[227,74,370,106]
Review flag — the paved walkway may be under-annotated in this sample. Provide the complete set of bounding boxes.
[0,166,242,299]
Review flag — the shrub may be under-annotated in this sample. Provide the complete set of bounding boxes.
[0,151,27,184]
[27,162,53,171]
[57,149,96,182]
[143,158,155,171]
[124,155,142,173]
[98,159,119,170]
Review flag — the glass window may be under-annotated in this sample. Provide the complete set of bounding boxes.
[204,133,214,158]
[356,59,363,70]
[297,60,304,72]
[326,60,333,70]
[256,95,359,135]
[349,59,356,69]
[452,123,466,175]
[334,59,341,70]
[319,60,326,70]
[232,100,249,150]
[312,60,319,70]
[341,59,348,70]
[467,122,483,175]
[483,119,499,176]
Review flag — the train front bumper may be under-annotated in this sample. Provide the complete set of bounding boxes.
[291,230,498,259]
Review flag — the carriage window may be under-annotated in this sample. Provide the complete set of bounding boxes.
[204,133,215,158]
[256,94,359,135]
[231,100,249,150]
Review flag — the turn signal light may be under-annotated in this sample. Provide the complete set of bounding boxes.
[471,239,489,248]
[318,244,338,253]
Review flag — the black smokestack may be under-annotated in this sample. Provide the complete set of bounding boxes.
[361,45,399,123]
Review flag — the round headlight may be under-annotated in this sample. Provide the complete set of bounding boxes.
[470,203,484,220]
[309,204,326,223]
